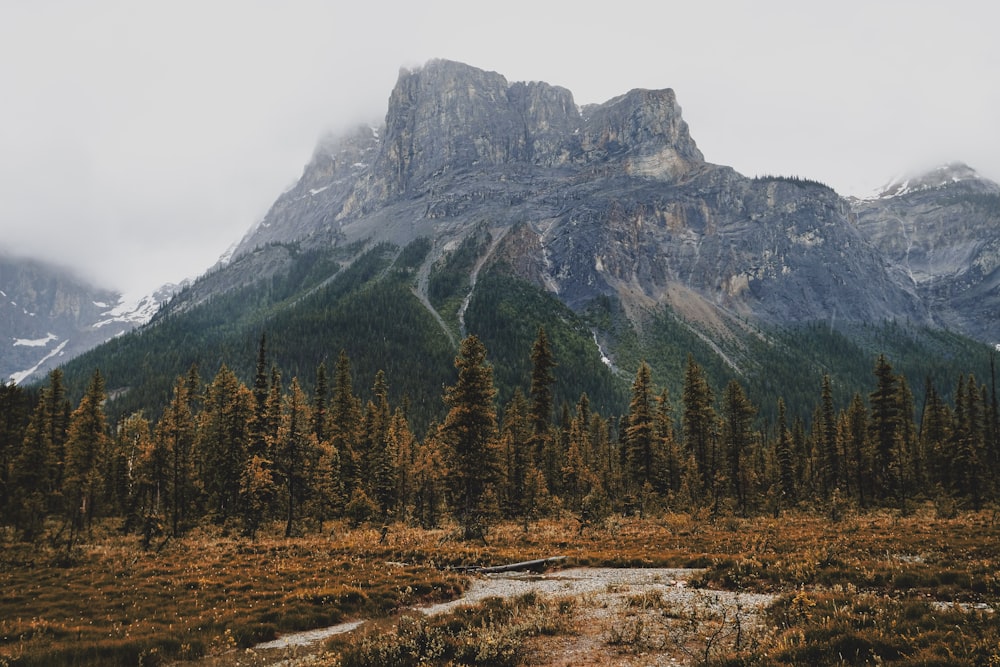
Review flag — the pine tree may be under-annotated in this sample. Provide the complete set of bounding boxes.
[654,389,679,497]
[275,378,316,537]
[528,327,558,494]
[124,413,164,546]
[330,350,363,498]
[721,379,755,514]
[363,371,394,515]
[499,388,531,518]
[869,355,902,503]
[921,380,951,492]
[774,399,796,505]
[156,372,198,536]
[625,362,657,497]
[412,425,447,529]
[197,365,253,526]
[819,375,840,496]
[10,386,53,538]
[388,407,415,518]
[0,381,29,525]
[845,393,870,508]
[442,335,499,538]
[63,370,111,541]
[682,355,716,493]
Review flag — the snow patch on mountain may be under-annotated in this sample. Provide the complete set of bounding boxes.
[13,332,58,347]
[875,163,983,199]
[9,339,68,384]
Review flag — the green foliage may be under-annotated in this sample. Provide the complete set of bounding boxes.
[465,271,628,416]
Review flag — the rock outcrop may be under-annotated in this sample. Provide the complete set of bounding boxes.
[222,60,993,346]
[854,163,1000,343]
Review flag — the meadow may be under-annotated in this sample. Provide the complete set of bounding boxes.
[2,507,999,666]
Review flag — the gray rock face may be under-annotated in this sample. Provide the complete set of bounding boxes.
[224,60,992,346]
[854,163,1000,343]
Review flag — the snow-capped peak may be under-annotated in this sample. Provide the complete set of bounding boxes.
[876,162,983,199]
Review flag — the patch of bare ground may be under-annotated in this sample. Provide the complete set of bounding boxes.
[236,568,773,666]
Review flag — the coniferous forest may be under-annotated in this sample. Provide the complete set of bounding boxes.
[2,324,997,546]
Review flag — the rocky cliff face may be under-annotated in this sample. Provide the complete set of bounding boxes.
[853,163,1000,343]
[221,60,991,350]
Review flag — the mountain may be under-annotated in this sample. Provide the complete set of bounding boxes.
[0,253,176,384]
[55,60,995,425]
[226,59,930,335]
[852,162,1000,345]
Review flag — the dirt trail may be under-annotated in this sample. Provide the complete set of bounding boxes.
[239,567,775,666]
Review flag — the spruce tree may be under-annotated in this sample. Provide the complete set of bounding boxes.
[197,365,253,526]
[0,382,29,522]
[528,327,558,494]
[156,373,197,536]
[63,370,111,541]
[819,375,840,496]
[682,355,716,492]
[275,378,316,537]
[442,335,499,538]
[625,362,657,496]
[721,379,755,514]
[845,393,870,507]
[869,355,902,502]
[774,399,796,505]
[330,350,363,498]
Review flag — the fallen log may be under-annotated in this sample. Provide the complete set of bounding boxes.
[455,555,567,574]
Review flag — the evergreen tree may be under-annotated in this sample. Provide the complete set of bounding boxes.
[721,379,756,514]
[921,379,951,492]
[412,424,447,528]
[625,362,657,497]
[122,413,162,545]
[63,370,111,541]
[499,388,532,518]
[363,370,394,515]
[528,327,556,437]
[275,378,316,537]
[819,375,841,496]
[312,362,330,444]
[388,407,415,518]
[442,335,499,538]
[330,350,363,498]
[0,381,29,525]
[845,393,870,507]
[654,389,680,497]
[10,386,53,538]
[953,374,987,508]
[869,355,902,503]
[528,327,558,494]
[197,365,253,526]
[249,334,270,457]
[774,399,796,505]
[156,372,198,536]
[682,355,716,493]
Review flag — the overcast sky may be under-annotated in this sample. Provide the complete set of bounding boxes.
[2,1,997,296]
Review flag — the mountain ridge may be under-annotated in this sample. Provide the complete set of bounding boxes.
[15,60,998,422]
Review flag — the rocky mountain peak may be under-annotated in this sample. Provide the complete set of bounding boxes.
[376,59,580,194]
[877,162,997,198]
[576,87,703,179]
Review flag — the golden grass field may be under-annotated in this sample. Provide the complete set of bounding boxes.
[3,507,1000,666]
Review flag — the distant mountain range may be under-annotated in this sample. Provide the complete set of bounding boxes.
[0,254,178,383]
[10,60,997,422]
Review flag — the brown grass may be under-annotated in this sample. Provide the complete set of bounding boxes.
[2,506,999,665]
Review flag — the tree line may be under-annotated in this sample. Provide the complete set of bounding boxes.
[1,330,998,546]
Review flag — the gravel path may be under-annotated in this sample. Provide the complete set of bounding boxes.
[253,566,776,663]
